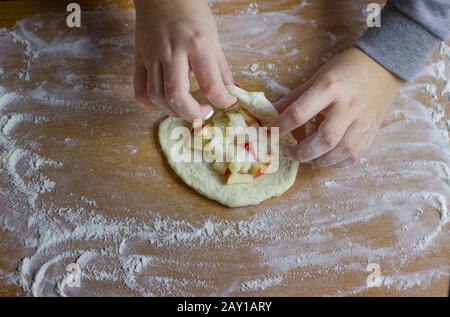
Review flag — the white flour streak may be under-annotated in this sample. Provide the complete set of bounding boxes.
[28,251,73,297]
[380,267,449,291]
[0,2,449,297]
[56,251,96,297]
[1,148,58,206]
[265,78,291,96]
[45,38,101,60]
[0,87,18,110]
[241,275,283,291]
[0,114,48,135]
[416,61,446,81]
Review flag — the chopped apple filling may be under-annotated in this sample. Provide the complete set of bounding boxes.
[187,107,275,185]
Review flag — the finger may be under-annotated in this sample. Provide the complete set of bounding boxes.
[217,49,235,86]
[284,104,354,162]
[316,119,376,167]
[268,79,336,135]
[314,120,361,167]
[330,132,372,168]
[190,50,237,108]
[274,73,318,113]
[147,61,177,116]
[134,63,150,105]
[162,53,213,121]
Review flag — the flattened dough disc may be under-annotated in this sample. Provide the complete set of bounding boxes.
[158,85,299,207]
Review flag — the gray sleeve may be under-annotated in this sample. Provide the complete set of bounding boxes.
[356,1,450,81]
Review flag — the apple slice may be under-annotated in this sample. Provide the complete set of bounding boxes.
[227,112,247,128]
[227,173,254,185]
[260,153,273,164]
[212,162,228,175]
[250,163,262,177]
[244,141,257,161]
[240,162,252,174]
[245,118,259,127]
[237,108,259,126]
[237,108,252,120]
[204,138,224,162]
[259,164,271,174]
[189,135,205,150]
[213,120,226,130]
[235,145,255,163]
[250,162,270,177]
[202,125,219,140]
[228,162,243,174]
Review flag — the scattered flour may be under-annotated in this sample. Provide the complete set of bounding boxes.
[0,87,19,110]
[324,180,339,188]
[56,250,96,297]
[266,78,291,96]
[249,63,260,73]
[0,2,448,297]
[241,275,283,292]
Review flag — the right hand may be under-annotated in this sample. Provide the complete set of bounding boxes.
[133,0,237,121]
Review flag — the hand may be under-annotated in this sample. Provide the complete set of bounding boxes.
[133,0,237,121]
[270,48,404,168]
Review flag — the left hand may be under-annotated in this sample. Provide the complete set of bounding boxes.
[269,48,404,168]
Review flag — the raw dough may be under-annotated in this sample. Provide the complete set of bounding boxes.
[158,85,299,207]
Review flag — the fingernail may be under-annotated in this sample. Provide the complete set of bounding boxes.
[203,110,215,121]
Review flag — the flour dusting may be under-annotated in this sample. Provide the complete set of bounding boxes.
[0,1,449,297]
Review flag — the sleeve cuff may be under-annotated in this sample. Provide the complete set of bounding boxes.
[356,2,442,81]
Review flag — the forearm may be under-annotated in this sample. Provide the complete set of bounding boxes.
[357,1,450,81]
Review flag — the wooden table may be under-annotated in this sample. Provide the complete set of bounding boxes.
[0,0,449,297]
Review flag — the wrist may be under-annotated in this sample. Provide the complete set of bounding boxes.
[350,47,405,89]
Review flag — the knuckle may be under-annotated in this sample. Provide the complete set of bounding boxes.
[165,88,184,106]
[190,30,207,49]
[291,106,307,125]
[159,53,172,66]
[323,75,340,93]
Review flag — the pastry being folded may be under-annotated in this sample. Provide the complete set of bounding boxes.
[159,85,299,207]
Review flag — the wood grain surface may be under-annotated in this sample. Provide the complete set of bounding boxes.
[0,0,449,297]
